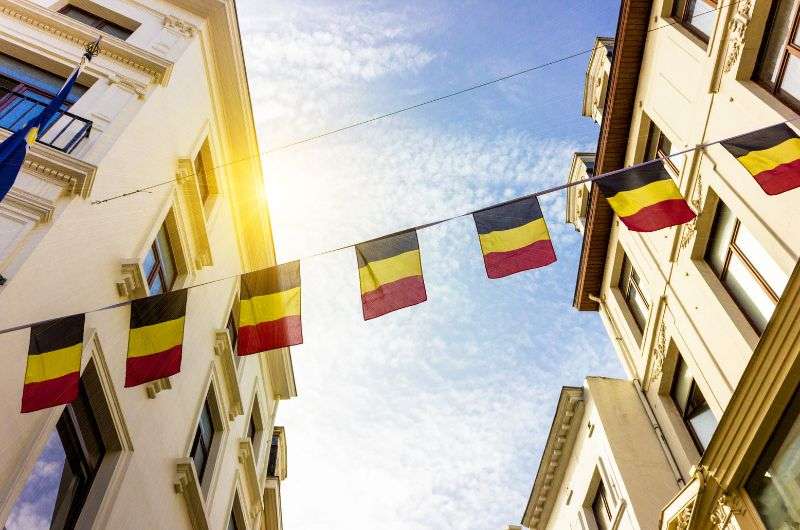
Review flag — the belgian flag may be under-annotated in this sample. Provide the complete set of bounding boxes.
[356,230,426,320]
[125,289,187,387]
[473,196,556,279]
[596,161,696,232]
[238,261,302,356]
[721,123,800,195]
[21,314,85,413]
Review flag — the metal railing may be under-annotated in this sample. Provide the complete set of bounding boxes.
[0,85,92,154]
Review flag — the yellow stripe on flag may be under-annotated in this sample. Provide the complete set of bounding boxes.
[25,127,38,145]
[24,343,82,384]
[359,250,421,294]
[240,287,301,326]
[478,218,550,254]
[128,317,184,358]
[607,179,683,218]
[737,138,800,177]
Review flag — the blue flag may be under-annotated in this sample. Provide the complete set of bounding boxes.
[0,66,81,203]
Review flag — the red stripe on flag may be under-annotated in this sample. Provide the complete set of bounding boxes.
[619,199,696,232]
[125,345,182,388]
[483,239,557,279]
[361,275,427,320]
[21,371,79,413]
[237,315,303,356]
[754,159,800,195]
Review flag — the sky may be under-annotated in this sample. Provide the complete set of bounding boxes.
[235,1,624,529]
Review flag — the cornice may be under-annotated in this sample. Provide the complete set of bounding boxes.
[521,387,585,529]
[0,0,173,85]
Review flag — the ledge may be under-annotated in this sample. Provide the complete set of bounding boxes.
[237,439,264,522]
[116,259,147,300]
[213,330,243,421]
[174,458,210,530]
[0,0,173,85]
[261,347,297,401]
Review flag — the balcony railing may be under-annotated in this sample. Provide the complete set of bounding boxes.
[0,85,92,154]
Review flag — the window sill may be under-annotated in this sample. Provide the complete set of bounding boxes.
[237,439,264,525]
[174,458,211,530]
[214,330,243,421]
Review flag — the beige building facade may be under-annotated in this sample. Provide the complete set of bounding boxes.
[0,1,294,529]
[519,0,800,529]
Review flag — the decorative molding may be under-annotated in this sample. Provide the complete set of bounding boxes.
[0,0,173,85]
[676,499,695,530]
[163,14,196,38]
[261,347,297,400]
[175,158,213,270]
[722,0,754,74]
[649,320,667,385]
[237,440,264,522]
[116,259,147,299]
[2,188,55,224]
[174,458,210,530]
[214,330,243,421]
[679,173,703,253]
[145,377,172,399]
[107,73,148,98]
[709,493,744,529]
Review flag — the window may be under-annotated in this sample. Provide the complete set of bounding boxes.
[227,512,241,530]
[705,201,788,334]
[746,388,800,529]
[267,434,280,477]
[227,493,245,530]
[143,221,177,295]
[226,311,238,353]
[644,120,678,169]
[6,368,107,530]
[59,5,134,40]
[591,482,613,530]
[618,254,649,333]
[193,140,216,209]
[671,356,717,453]
[190,397,217,484]
[673,0,718,43]
[754,0,800,112]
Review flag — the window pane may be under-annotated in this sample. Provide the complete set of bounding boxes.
[734,223,788,297]
[200,404,214,447]
[5,431,66,529]
[671,359,693,413]
[746,391,800,529]
[628,288,649,331]
[688,404,717,451]
[98,22,133,40]
[142,247,157,278]
[155,225,176,290]
[725,253,776,333]
[148,274,163,296]
[779,54,800,108]
[228,513,240,530]
[706,202,736,276]
[757,0,798,87]
[686,0,717,41]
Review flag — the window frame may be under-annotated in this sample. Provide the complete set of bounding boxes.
[190,398,215,484]
[705,202,782,334]
[591,481,614,530]
[618,254,650,334]
[644,120,677,171]
[753,0,800,113]
[144,222,178,295]
[672,0,718,44]
[58,5,134,40]
[670,357,715,454]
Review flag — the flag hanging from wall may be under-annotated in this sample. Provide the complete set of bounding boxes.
[238,261,302,356]
[473,196,557,278]
[596,161,696,232]
[720,123,800,195]
[125,289,187,387]
[0,65,82,204]
[21,313,85,413]
[355,230,427,320]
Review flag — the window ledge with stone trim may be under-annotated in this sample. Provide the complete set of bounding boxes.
[237,439,265,527]
[175,158,213,269]
[260,347,297,401]
[174,458,211,530]
[214,329,243,420]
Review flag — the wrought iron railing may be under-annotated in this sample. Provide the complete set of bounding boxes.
[0,85,92,154]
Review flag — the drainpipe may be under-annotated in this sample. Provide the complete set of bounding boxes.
[587,294,685,488]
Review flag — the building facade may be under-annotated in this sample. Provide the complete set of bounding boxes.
[519,0,800,529]
[0,1,294,529]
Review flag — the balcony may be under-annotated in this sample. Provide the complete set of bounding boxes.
[0,85,92,154]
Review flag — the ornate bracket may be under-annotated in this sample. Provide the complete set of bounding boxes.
[710,493,745,530]
[116,259,147,299]
[723,0,754,74]
[174,458,210,530]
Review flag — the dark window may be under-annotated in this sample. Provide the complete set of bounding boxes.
[705,201,788,334]
[673,0,718,43]
[592,482,613,530]
[618,254,649,333]
[190,398,216,483]
[248,415,257,444]
[6,378,106,529]
[754,0,800,112]
[226,312,238,353]
[746,388,800,529]
[59,6,134,40]
[267,434,280,477]
[0,54,87,136]
[644,120,676,168]
[194,146,210,204]
[227,512,241,530]
[671,357,717,453]
[143,221,177,295]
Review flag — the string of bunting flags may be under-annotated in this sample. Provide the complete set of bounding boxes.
[10,119,800,413]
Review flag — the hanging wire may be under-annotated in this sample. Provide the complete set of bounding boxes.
[89,0,741,205]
